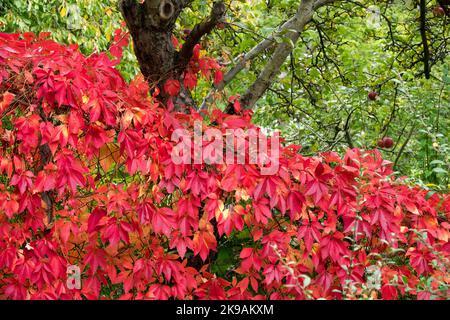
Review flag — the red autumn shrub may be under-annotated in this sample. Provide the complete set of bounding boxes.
[0,32,449,300]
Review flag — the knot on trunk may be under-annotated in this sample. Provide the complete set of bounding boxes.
[159,0,175,20]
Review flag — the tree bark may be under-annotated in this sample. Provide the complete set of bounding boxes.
[120,0,225,111]
[419,0,431,79]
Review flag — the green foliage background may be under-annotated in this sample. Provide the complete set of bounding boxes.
[1,0,449,191]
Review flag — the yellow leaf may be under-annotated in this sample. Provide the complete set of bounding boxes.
[215,200,224,220]
[60,7,67,17]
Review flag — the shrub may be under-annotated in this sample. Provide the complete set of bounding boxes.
[0,32,448,300]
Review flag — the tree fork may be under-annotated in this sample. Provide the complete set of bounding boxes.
[120,0,225,111]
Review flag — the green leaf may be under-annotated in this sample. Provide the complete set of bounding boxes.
[429,160,445,166]
[432,167,448,174]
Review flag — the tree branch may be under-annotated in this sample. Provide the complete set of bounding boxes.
[313,0,337,9]
[176,1,226,73]
[419,0,431,79]
[223,0,337,113]
[199,0,339,111]
[344,108,355,149]
[393,124,415,170]
[37,106,54,224]
[231,0,316,112]
[199,15,298,110]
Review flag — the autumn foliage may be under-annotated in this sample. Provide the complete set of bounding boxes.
[0,31,449,300]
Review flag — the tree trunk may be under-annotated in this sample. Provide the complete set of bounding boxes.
[120,0,184,109]
[120,0,225,112]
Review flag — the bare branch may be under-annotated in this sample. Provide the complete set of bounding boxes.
[393,124,415,170]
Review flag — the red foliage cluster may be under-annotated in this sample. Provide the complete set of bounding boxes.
[0,32,449,300]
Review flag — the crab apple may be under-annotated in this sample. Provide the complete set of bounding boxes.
[433,6,446,17]
[382,136,394,148]
[377,139,385,148]
[216,22,225,30]
[368,91,378,101]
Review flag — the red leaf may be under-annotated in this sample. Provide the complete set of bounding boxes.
[164,79,180,96]
[153,207,175,236]
[0,92,15,113]
[88,207,107,234]
[3,199,19,219]
[253,197,272,224]
[228,95,241,113]
[381,284,398,300]
[214,70,223,85]
[183,71,197,90]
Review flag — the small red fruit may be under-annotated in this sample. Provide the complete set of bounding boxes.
[433,6,445,17]
[368,91,378,101]
[382,137,394,148]
[377,139,385,148]
[216,22,225,30]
